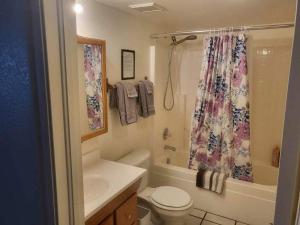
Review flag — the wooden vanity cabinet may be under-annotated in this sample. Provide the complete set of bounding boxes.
[98,215,113,225]
[115,194,137,225]
[86,180,140,225]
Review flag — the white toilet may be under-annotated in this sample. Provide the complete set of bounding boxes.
[118,149,193,225]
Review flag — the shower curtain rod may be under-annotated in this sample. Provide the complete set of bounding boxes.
[150,23,294,39]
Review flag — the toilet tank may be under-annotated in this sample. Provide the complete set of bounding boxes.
[118,149,151,191]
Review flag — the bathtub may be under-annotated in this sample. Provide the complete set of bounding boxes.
[149,157,278,225]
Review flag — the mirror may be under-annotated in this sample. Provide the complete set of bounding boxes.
[77,36,108,142]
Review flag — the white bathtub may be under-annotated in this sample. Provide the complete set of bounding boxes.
[149,158,278,225]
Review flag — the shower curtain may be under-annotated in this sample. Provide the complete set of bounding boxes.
[188,33,253,182]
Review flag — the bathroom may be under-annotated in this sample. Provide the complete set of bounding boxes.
[74,0,297,224]
[1,1,300,225]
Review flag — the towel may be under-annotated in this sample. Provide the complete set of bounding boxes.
[196,168,227,194]
[109,86,118,109]
[115,82,127,125]
[123,82,138,124]
[138,80,155,117]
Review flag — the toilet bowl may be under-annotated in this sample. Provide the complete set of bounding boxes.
[139,186,193,225]
[118,149,193,225]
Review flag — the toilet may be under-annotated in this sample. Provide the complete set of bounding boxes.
[118,149,193,225]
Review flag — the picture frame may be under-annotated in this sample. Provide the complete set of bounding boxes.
[121,49,135,80]
[77,36,108,142]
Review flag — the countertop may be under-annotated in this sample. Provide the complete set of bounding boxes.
[83,158,146,220]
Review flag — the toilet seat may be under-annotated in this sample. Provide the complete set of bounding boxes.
[150,186,193,211]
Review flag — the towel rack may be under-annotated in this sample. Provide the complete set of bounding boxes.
[106,76,148,92]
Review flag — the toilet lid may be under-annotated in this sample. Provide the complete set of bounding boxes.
[150,186,192,209]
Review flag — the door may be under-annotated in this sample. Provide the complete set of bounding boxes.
[0,0,57,225]
[274,1,300,225]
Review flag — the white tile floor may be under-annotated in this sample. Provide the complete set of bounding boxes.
[185,208,250,225]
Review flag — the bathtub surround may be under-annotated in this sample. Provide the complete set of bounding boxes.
[152,30,292,183]
[189,34,253,182]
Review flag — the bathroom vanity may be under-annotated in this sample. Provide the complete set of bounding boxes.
[83,156,146,225]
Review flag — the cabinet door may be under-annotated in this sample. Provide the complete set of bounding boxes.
[98,215,113,225]
[115,194,137,225]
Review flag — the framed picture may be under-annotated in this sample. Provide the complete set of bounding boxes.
[121,49,135,80]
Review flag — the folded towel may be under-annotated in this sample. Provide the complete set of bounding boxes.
[123,82,138,124]
[143,80,155,115]
[138,81,148,117]
[138,80,155,117]
[115,83,127,125]
[196,168,227,194]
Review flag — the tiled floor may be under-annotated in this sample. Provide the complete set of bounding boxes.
[185,208,250,225]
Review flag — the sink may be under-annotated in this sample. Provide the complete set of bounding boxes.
[82,158,146,220]
[83,175,109,203]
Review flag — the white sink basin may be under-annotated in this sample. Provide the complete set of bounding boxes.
[83,158,146,220]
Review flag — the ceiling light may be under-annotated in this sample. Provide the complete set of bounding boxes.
[73,3,83,14]
[128,3,166,13]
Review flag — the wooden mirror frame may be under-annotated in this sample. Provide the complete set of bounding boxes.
[77,36,108,142]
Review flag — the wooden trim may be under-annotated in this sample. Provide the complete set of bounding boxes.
[77,36,106,46]
[85,179,141,225]
[77,36,108,142]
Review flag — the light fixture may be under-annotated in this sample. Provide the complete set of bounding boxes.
[128,3,166,13]
[73,3,83,14]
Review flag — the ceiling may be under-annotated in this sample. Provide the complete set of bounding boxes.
[95,0,296,31]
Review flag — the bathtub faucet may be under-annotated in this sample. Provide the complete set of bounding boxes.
[164,145,176,151]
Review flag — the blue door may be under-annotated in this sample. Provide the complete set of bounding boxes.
[0,1,57,225]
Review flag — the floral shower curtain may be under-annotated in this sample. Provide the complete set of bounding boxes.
[188,34,253,182]
[83,44,104,130]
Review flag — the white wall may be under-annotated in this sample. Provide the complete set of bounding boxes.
[76,0,162,160]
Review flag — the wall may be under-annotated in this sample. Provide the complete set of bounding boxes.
[76,0,162,160]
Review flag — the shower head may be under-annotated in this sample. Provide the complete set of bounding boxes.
[171,35,197,46]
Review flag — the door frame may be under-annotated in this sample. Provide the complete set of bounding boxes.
[274,0,300,224]
[43,0,85,224]
[43,0,300,224]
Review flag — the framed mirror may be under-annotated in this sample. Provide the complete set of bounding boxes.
[77,36,108,142]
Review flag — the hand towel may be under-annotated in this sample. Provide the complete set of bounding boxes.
[138,81,149,117]
[196,168,227,194]
[123,82,138,124]
[138,80,155,117]
[143,80,155,115]
[115,82,127,125]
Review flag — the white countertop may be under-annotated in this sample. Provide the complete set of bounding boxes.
[83,158,146,220]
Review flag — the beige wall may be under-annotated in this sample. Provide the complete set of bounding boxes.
[76,0,162,160]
